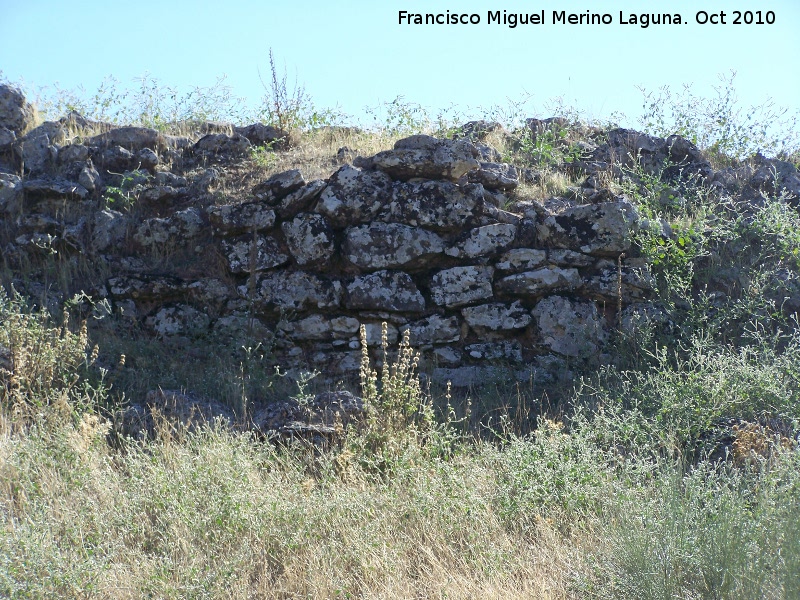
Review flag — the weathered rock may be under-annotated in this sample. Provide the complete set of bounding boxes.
[274,179,326,219]
[193,133,251,158]
[196,121,234,136]
[208,202,276,235]
[275,213,332,266]
[23,177,89,200]
[221,234,289,273]
[496,267,581,297]
[468,162,519,191]
[252,169,305,203]
[750,154,800,202]
[465,341,523,362]
[247,271,342,311]
[496,248,547,272]
[315,165,393,227]
[0,173,21,214]
[458,120,508,142]
[15,121,66,174]
[401,315,461,347]
[118,389,235,439]
[186,278,234,312]
[432,346,462,366]
[536,200,639,255]
[532,295,607,359]
[360,322,400,346]
[346,270,425,312]
[372,135,480,181]
[135,147,159,170]
[279,314,360,341]
[430,266,494,308]
[0,125,15,152]
[78,163,101,192]
[251,391,365,439]
[235,123,292,149]
[94,145,136,172]
[88,126,168,152]
[385,180,484,231]
[343,222,444,270]
[583,259,655,302]
[107,275,186,301]
[462,301,532,333]
[155,171,188,187]
[446,223,516,259]
[547,249,595,267]
[57,144,89,165]
[146,304,210,337]
[0,84,35,135]
[91,208,128,252]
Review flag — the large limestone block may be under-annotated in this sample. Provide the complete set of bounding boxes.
[371,135,480,181]
[401,315,461,347]
[345,270,425,312]
[430,266,494,308]
[315,165,393,227]
[496,267,581,297]
[462,301,532,333]
[536,200,639,255]
[532,295,607,359]
[221,234,289,273]
[386,180,485,231]
[246,271,342,311]
[0,84,35,135]
[446,223,516,258]
[344,222,444,270]
[282,213,335,266]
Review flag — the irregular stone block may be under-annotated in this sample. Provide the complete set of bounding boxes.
[193,133,251,158]
[462,301,532,333]
[532,295,607,359]
[360,322,399,346]
[252,169,305,202]
[88,126,168,152]
[91,208,128,252]
[344,222,444,270]
[496,267,581,297]
[146,304,210,337]
[401,315,461,347]
[386,180,484,231]
[496,248,547,272]
[468,161,519,191]
[536,200,639,255]
[346,270,425,312]
[274,179,326,219]
[246,271,342,311]
[446,223,516,259]
[282,213,335,266]
[0,84,35,135]
[0,173,22,214]
[430,266,494,308]
[134,207,203,248]
[222,234,289,273]
[371,135,480,181]
[208,202,275,235]
[315,165,393,227]
[107,275,186,301]
[465,342,523,362]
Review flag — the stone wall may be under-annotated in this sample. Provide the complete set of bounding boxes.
[4,83,797,387]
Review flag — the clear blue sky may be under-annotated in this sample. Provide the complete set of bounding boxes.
[1,0,798,127]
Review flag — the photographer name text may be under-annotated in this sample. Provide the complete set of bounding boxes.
[397,9,776,28]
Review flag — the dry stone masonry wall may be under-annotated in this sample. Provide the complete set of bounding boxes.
[3,83,799,387]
